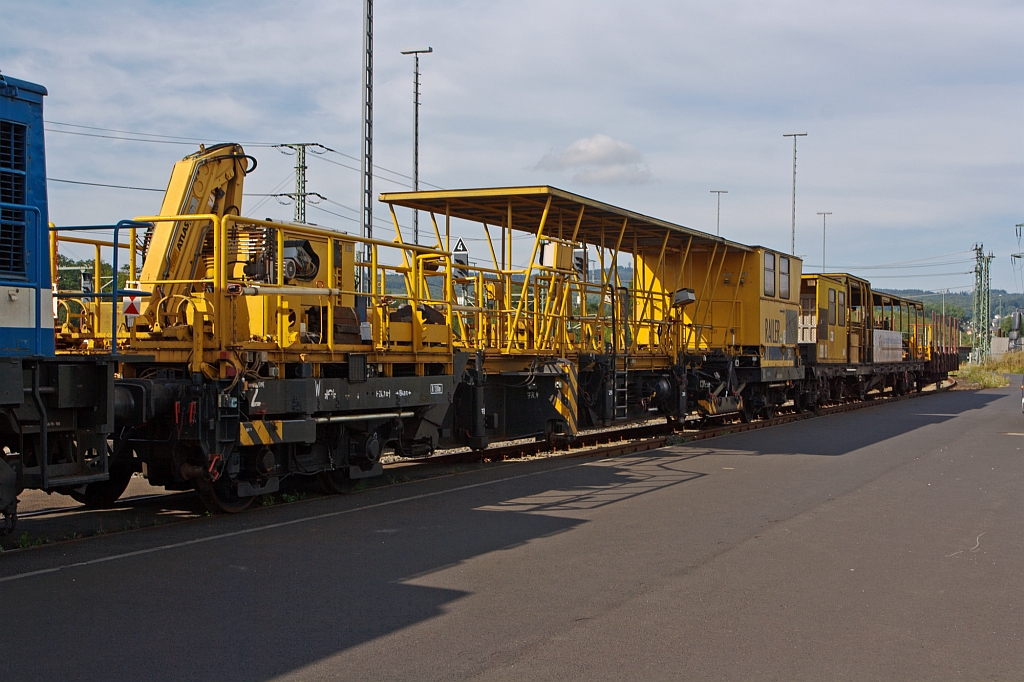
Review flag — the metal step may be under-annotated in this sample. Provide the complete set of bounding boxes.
[613,370,628,419]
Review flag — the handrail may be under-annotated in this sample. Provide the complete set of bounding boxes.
[214,214,451,256]
[100,213,458,354]
[50,221,153,353]
[53,235,132,249]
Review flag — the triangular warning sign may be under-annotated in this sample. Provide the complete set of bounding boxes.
[453,238,468,252]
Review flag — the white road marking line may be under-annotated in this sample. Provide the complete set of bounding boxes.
[0,460,593,585]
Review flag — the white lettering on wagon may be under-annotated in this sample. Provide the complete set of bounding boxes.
[249,382,265,408]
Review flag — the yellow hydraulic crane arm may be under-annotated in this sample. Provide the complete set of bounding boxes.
[138,143,252,324]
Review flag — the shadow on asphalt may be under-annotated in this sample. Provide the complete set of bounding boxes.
[2,390,1000,679]
[673,389,1006,459]
[0,489,206,551]
[0,453,705,681]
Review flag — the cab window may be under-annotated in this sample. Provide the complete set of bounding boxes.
[838,291,846,327]
[764,253,776,297]
[779,257,790,299]
[828,288,837,326]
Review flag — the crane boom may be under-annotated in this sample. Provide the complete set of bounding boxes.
[139,143,251,322]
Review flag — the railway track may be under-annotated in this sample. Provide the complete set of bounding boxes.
[400,380,956,467]
[1,382,953,550]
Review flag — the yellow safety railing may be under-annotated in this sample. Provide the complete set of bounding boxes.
[51,214,455,370]
[418,249,738,362]
[54,207,786,371]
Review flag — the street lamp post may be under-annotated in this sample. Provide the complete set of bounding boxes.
[783,132,807,256]
[710,190,727,236]
[401,46,433,245]
[817,211,832,272]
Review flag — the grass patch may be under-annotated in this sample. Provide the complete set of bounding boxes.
[981,352,1024,375]
[952,351,1024,389]
[951,365,1010,389]
[17,532,45,549]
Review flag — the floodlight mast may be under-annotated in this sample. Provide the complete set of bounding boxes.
[401,47,433,245]
[817,211,832,272]
[783,133,807,256]
[710,190,727,236]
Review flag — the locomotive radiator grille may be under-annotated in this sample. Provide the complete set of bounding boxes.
[0,120,26,278]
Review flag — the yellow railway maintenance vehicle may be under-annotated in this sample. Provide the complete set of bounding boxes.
[798,273,959,406]
[53,151,656,510]
[50,144,480,511]
[381,186,806,428]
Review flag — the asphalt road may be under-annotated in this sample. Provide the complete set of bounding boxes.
[1,384,1021,681]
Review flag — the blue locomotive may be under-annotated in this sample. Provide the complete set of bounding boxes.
[0,73,123,533]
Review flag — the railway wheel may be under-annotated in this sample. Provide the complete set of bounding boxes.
[319,467,358,495]
[739,400,756,423]
[196,477,254,514]
[67,460,132,509]
[856,383,867,402]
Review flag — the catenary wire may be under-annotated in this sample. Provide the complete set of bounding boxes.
[857,270,974,278]
[48,177,164,192]
[46,120,443,189]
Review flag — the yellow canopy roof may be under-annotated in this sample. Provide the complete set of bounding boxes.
[380,185,754,253]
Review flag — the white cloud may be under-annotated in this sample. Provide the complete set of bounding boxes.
[536,134,651,185]
[537,134,643,170]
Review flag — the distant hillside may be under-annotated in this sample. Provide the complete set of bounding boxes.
[877,288,1024,322]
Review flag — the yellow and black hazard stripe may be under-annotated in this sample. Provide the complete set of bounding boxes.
[551,362,579,435]
[697,398,719,415]
[239,420,283,446]
[238,419,316,446]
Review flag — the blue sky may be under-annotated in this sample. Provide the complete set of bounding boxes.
[2,0,1022,292]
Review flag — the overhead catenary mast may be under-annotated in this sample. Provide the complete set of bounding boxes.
[972,243,994,362]
[277,143,315,223]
